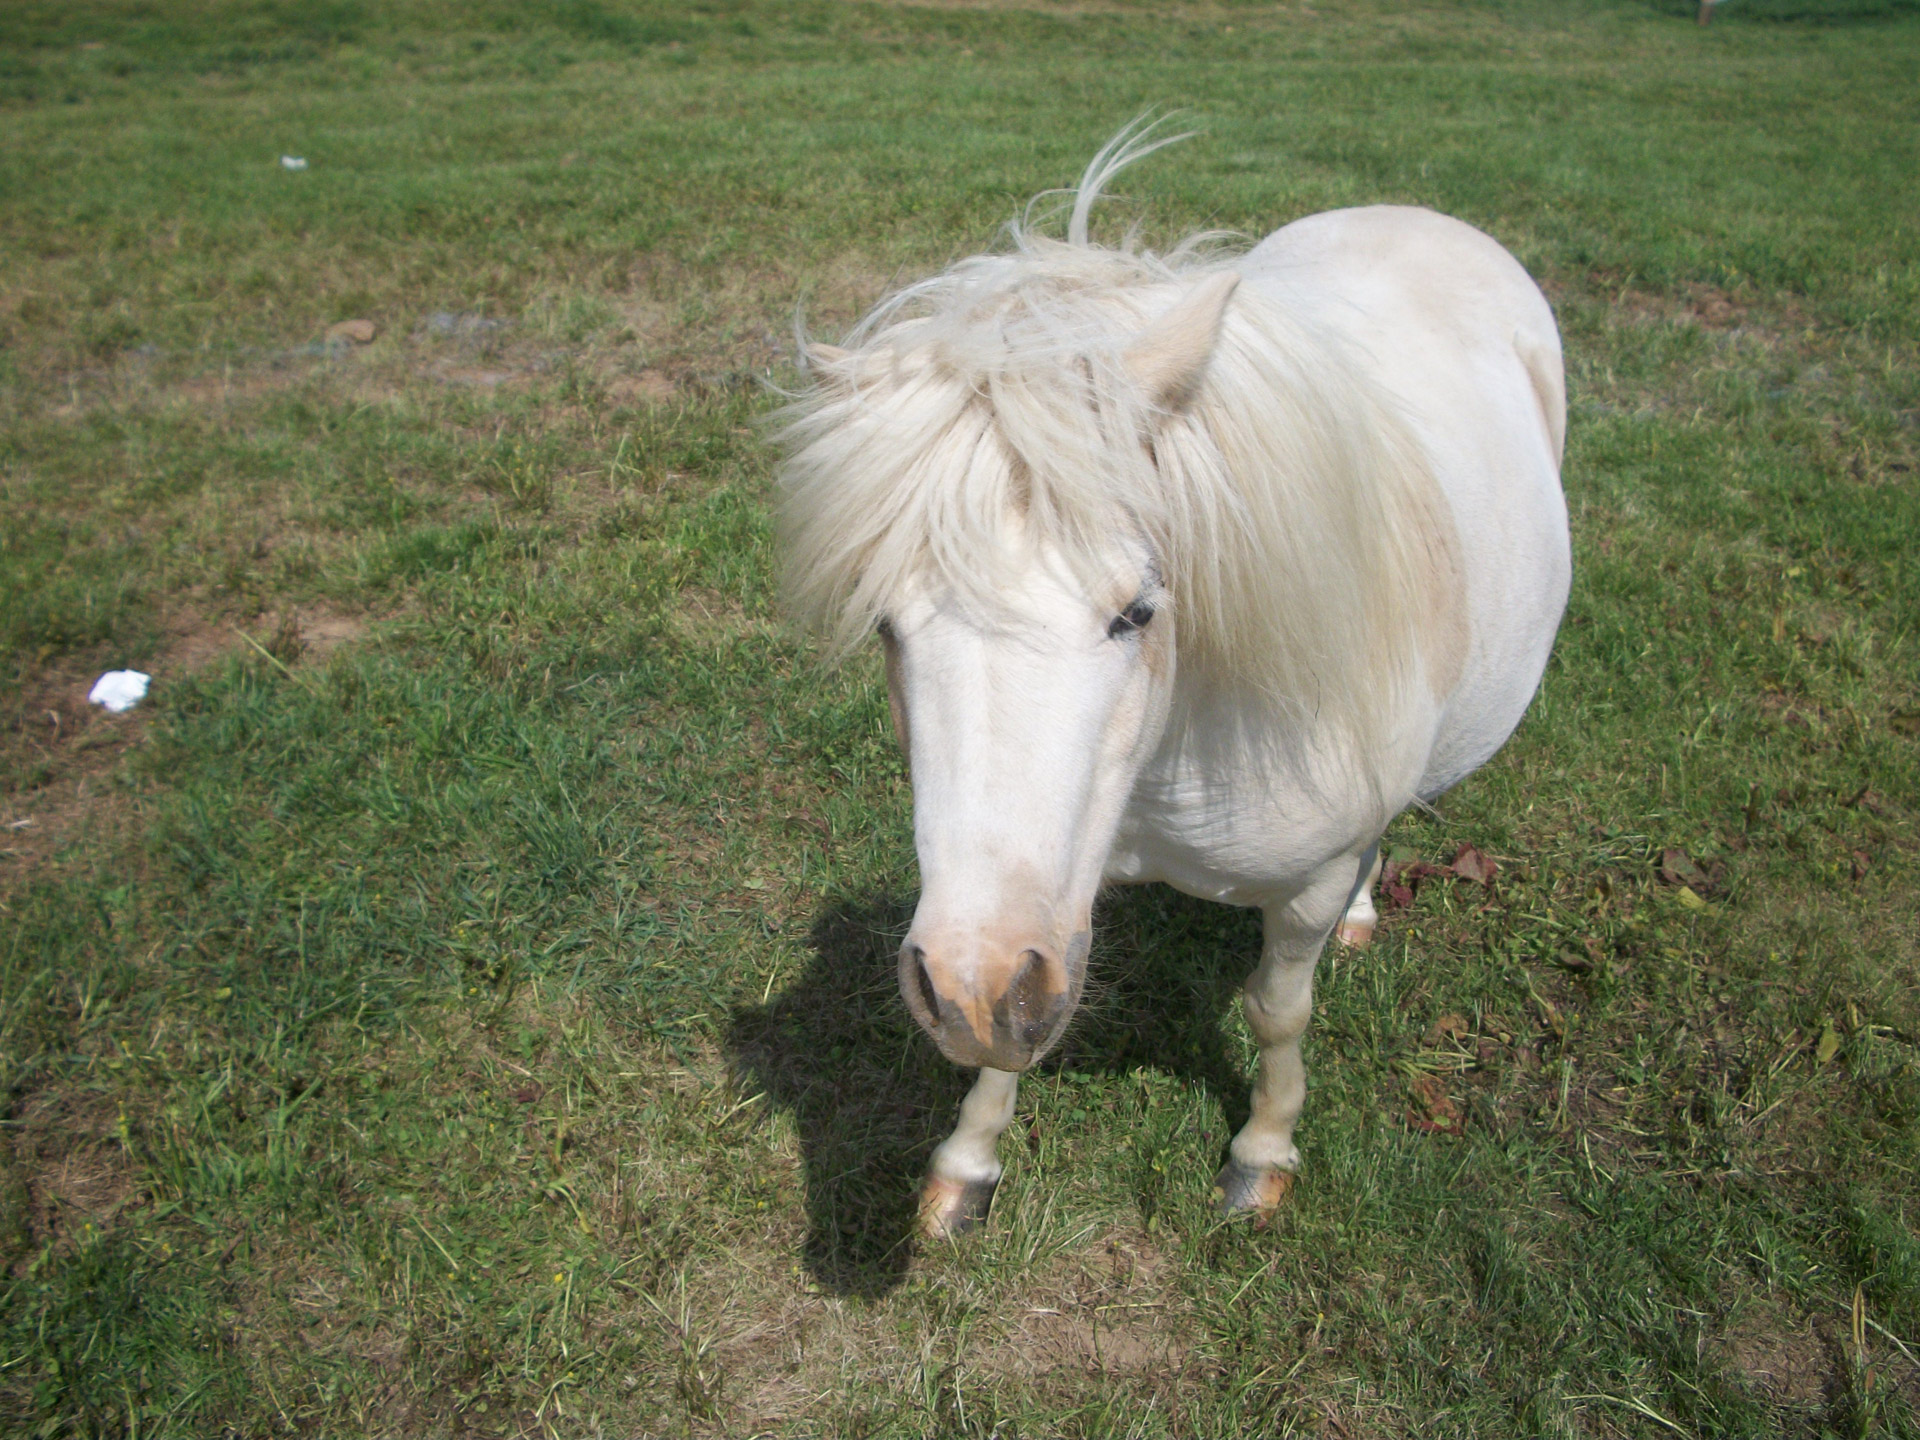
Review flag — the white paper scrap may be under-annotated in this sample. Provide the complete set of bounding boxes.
[88,670,151,713]
[280,155,309,171]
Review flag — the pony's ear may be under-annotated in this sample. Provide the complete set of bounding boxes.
[1124,271,1239,415]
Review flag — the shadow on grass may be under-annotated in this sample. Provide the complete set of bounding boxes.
[726,883,1264,1298]
[726,893,954,1299]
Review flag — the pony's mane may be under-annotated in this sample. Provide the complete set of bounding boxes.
[775,125,1456,782]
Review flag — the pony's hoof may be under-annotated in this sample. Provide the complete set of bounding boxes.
[1335,917,1375,948]
[1211,1160,1294,1214]
[918,1174,997,1239]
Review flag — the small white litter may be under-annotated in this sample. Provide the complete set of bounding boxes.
[280,155,309,171]
[88,671,150,713]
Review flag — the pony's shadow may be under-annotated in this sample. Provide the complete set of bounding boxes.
[724,884,1263,1298]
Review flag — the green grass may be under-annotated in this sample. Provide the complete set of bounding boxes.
[2,1,1918,1435]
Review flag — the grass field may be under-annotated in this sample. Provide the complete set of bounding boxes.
[3,1,1919,1435]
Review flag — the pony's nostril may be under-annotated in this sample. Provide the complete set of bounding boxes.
[913,947,940,1018]
[1004,948,1062,1049]
[1009,949,1047,1016]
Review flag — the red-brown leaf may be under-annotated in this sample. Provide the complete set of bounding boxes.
[1660,848,1708,889]
[1382,857,1445,909]
[1450,844,1498,885]
[1406,1073,1464,1135]
[1426,1013,1472,1046]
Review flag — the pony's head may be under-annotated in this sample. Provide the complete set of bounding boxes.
[871,524,1176,1071]
[776,129,1446,1070]
[782,252,1240,1070]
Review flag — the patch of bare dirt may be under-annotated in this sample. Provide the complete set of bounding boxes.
[607,369,681,406]
[167,369,293,408]
[1684,284,1745,330]
[29,257,908,423]
[890,0,1281,15]
[1009,1302,1189,1376]
[1714,1303,1920,1422]
[1601,280,1813,343]
[1756,689,1830,730]
[1717,1313,1831,1409]
[0,769,143,894]
[427,363,533,390]
[1,606,367,894]
[0,661,150,885]
[2,1087,140,1269]
[304,611,365,657]
[967,1228,1195,1382]
[43,346,350,418]
[245,606,367,666]
[669,585,771,645]
[704,1223,1200,1430]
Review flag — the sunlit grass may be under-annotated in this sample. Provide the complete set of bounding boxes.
[2,1,1917,1436]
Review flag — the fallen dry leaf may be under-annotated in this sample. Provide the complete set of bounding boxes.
[1407,1074,1464,1135]
[1450,844,1498,885]
[1660,847,1708,889]
[1382,857,1446,909]
[1426,1013,1472,1046]
[1384,846,1500,906]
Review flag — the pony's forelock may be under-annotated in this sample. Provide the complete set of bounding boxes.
[775,129,1456,794]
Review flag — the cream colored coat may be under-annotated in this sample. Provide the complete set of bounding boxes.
[781,186,1569,1234]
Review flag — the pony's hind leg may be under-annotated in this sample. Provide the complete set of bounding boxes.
[1334,842,1383,948]
[1216,857,1362,1214]
[920,1067,1018,1238]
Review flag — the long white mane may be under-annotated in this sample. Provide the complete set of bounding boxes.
[776,125,1457,773]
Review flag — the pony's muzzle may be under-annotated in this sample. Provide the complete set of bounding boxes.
[899,932,1087,1071]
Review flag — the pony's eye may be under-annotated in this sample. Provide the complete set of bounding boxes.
[1107,599,1155,639]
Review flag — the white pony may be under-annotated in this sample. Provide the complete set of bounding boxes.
[778,126,1570,1236]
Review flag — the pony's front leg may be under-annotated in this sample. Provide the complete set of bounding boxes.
[1215,859,1363,1214]
[919,1066,1018,1238]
